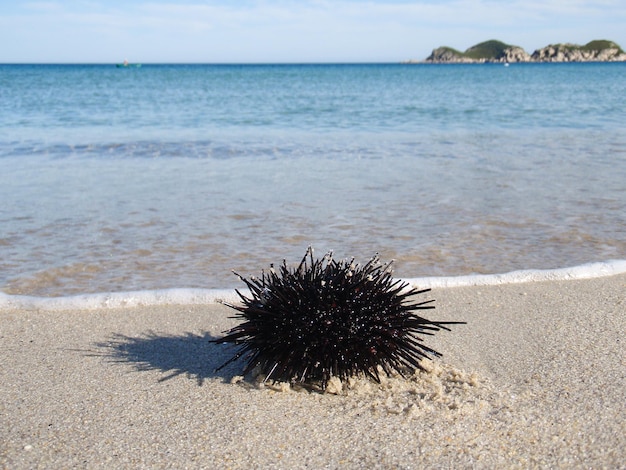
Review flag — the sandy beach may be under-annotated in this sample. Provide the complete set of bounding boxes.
[1,273,625,468]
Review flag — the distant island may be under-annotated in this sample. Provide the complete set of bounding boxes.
[404,39,626,63]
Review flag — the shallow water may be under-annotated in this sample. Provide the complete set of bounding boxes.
[1,63,625,296]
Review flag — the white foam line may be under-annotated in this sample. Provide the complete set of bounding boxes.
[0,288,241,312]
[1,260,625,311]
[405,259,626,289]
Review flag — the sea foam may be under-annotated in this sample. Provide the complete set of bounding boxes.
[1,260,625,311]
[406,259,626,289]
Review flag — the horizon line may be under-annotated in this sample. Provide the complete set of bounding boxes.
[3,61,624,66]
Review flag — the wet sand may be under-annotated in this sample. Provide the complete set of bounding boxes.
[1,274,625,468]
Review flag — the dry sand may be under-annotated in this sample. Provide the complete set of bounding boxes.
[1,274,625,469]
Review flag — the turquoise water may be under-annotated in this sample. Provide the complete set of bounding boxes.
[1,63,625,296]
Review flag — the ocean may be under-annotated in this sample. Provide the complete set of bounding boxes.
[1,63,625,302]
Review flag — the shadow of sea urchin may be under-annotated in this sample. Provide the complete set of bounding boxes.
[213,248,464,390]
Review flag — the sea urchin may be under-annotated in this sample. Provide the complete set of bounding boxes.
[214,248,464,390]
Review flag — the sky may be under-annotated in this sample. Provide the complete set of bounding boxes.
[1,0,625,63]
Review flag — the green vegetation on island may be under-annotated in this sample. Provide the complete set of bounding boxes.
[581,40,624,53]
[463,40,518,60]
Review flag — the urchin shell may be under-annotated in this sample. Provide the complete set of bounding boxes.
[214,248,463,390]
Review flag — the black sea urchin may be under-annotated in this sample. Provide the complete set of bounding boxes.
[214,248,464,390]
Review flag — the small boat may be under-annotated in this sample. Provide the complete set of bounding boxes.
[116,59,141,68]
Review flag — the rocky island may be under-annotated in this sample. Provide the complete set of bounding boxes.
[408,39,626,63]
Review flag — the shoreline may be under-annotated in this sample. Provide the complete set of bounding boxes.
[2,259,625,311]
[2,273,624,468]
